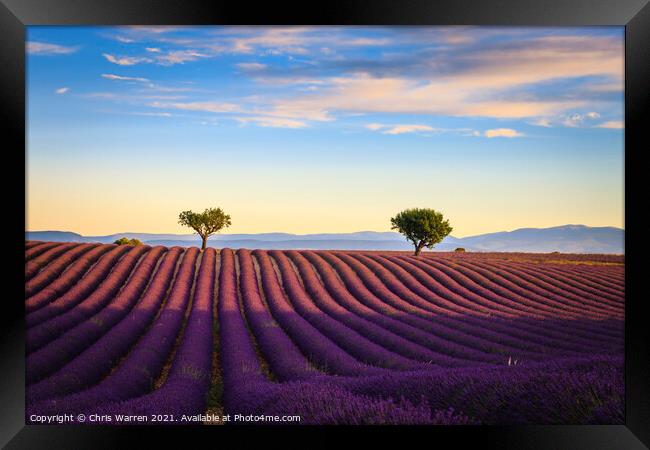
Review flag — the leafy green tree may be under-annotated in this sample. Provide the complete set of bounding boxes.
[390,208,452,256]
[114,237,143,246]
[178,207,232,251]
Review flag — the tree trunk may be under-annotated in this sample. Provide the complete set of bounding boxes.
[201,235,208,251]
[414,241,425,256]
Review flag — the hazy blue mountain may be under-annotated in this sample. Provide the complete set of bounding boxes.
[456,225,624,253]
[145,238,415,250]
[26,224,624,253]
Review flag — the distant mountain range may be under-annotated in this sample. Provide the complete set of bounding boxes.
[25,225,624,254]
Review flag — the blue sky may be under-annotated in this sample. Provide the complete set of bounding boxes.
[26,26,624,236]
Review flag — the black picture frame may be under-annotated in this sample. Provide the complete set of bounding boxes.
[1,1,648,448]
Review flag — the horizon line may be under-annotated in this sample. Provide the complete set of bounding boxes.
[26,223,626,240]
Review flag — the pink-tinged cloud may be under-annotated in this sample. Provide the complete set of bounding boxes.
[382,124,434,135]
[596,120,624,129]
[28,41,78,55]
[271,74,584,120]
[103,53,152,66]
[148,101,240,113]
[250,34,621,121]
[114,36,135,43]
[562,112,601,127]
[155,50,209,66]
[208,27,390,55]
[101,73,150,82]
[236,62,267,71]
[235,116,308,128]
[484,128,524,138]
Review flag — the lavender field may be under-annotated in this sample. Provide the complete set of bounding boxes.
[25,241,624,424]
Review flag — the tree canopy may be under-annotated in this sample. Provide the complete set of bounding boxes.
[114,237,143,246]
[178,207,232,250]
[390,208,452,256]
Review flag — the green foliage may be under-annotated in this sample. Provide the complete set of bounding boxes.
[114,237,143,246]
[390,208,453,256]
[178,207,232,250]
[454,247,466,252]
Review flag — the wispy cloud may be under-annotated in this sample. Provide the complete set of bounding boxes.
[103,50,208,67]
[366,123,485,137]
[80,27,624,133]
[484,128,524,138]
[101,73,150,82]
[231,32,622,122]
[55,87,70,95]
[529,111,623,129]
[155,50,209,66]
[562,112,601,127]
[529,117,552,127]
[235,116,308,128]
[236,62,267,71]
[131,111,173,117]
[596,120,623,129]
[148,101,239,113]
[380,124,435,135]
[28,41,78,55]
[267,74,582,121]
[102,53,152,66]
[114,36,135,43]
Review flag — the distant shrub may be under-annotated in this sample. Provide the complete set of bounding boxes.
[454,247,466,252]
[551,251,560,254]
[114,237,143,246]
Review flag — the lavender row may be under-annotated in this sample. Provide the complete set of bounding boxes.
[252,249,385,377]
[416,255,609,320]
[26,246,165,383]
[533,263,625,298]
[557,265,625,294]
[455,258,624,326]
[464,258,622,313]
[219,248,271,413]
[365,254,618,354]
[276,250,474,367]
[27,247,183,403]
[394,255,622,343]
[26,245,131,316]
[25,243,78,280]
[25,242,60,261]
[495,259,624,306]
[261,250,421,371]
[26,245,150,349]
[294,250,508,365]
[63,248,217,419]
[25,240,45,250]
[25,243,99,298]
[332,251,585,357]
[345,252,580,357]
[237,249,317,381]
[29,248,200,416]
[409,255,622,340]
[413,255,603,319]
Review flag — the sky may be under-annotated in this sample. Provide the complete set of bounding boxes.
[26,26,624,237]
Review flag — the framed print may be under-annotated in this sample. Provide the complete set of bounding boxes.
[1,0,648,448]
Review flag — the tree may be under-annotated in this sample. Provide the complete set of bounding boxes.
[178,207,232,251]
[390,208,452,256]
[114,237,142,246]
